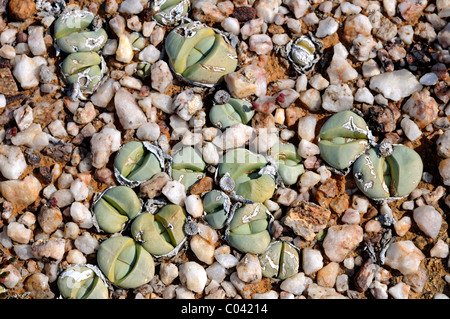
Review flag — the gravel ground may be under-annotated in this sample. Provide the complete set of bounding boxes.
[0,0,449,300]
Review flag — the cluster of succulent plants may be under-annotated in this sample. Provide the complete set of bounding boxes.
[318,110,423,201]
[1,0,445,301]
[54,9,108,98]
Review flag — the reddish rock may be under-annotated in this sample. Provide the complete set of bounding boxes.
[189,176,214,195]
[283,201,331,241]
[232,6,256,22]
[402,89,439,128]
[139,172,171,198]
[8,0,36,21]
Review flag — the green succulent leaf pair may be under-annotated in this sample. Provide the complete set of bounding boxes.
[151,0,190,26]
[318,110,372,171]
[209,98,255,130]
[269,142,305,186]
[57,265,109,299]
[318,111,423,200]
[131,204,187,257]
[171,146,206,191]
[114,141,163,184]
[353,144,423,200]
[259,241,299,280]
[97,236,155,289]
[165,23,238,86]
[54,10,107,93]
[218,148,276,203]
[93,186,141,234]
[227,203,271,254]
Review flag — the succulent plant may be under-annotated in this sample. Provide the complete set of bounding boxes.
[269,142,304,185]
[318,110,372,172]
[353,143,423,200]
[203,190,231,229]
[114,141,163,183]
[57,265,109,299]
[97,236,155,289]
[227,203,271,254]
[61,52,104,93]
[209,98,254,130]
[136,62,151,78]
[93,186,141,234]
[131,204,187,256]
[218,148,276,203]
[165,22,238,86]
[129,32,146,50]
[286,34,322,74]
[151,0,190,26]
[54,9,107,95]
[259,241,299,280]
[171,146,206,190]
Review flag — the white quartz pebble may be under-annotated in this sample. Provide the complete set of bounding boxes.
[323,225,364,262]
[0,145,27,180]
[74,232,99,255]
[430,239,449,258]
[236,253,262,283]
[70,179,89,202]
[160,262,179,285]
[90,126,121,169]
[138,45,160,63]
[13,55,46,89]
[151,60,173,93]
[190,234,215,265]
[297,114,317,142]
[302,248,323,275]
[388,282,410,299]
[221,17,240,35]
[114,87,147,130]
[185,195,203,218]
[136,122,160,141]
[297,139,320,158]
[179,262,208,293]
[384,240,425,275]
[70,202,94,229]
[7,222,32,244]
[28,26,46,56]
[280,272,311,295]
[249,34,273,55]
[162,180,186,206]
[316,17,339,38]
[400,117,422,141]
[413,205,442,239]
[91,79,118,108]
[369,69,423,102]
[66,249,87,264]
